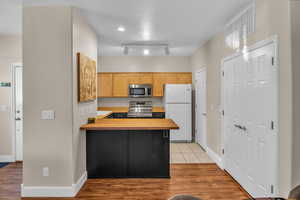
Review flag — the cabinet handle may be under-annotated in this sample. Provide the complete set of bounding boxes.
[163,132,169,138]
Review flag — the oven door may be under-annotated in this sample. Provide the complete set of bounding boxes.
[129,87,147,98]
[129,85,152,98]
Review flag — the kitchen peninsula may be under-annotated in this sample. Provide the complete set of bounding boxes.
[80,108,179,179]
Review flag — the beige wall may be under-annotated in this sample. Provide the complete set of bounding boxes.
[23,6,98,189]
[0,35,22,157]
[72,8,98,183]
[191,0,293,197]
[99,56,191,72]
[23,6,74,187]
[291,0,300,190]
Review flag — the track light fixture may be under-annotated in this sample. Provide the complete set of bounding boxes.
[122,43,170,56]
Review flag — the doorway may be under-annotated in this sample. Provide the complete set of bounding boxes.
[12,64,23,161]
[195,68,207,150]
[222,37,278,197]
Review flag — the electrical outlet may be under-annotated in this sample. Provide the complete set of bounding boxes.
[42,167,49,177]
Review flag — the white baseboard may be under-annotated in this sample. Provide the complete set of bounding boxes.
[21,171,87,197]
[73,171,87,195]
[0,155,15,162]
[206,147,224,169]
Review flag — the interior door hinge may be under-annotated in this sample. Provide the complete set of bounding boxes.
[222,149,225,155]
[272,57,275,66]
[222,110,225,116]
[222,71,225,76]
[271,185,274,194]
[271,121,274,130]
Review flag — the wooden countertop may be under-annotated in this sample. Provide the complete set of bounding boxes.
[80,119,179,131]
[98,106,165,113]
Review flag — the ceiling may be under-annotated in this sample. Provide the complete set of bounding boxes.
[0,0,252,56]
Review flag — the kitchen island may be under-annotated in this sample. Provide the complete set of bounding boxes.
[80,118,179,179]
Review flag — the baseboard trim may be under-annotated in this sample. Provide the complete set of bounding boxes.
[206,147,223,169]
[21,171,87,197]
[73,171,87,195]
[0,155,15,162]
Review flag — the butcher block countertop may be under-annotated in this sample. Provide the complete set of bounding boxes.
[80,119,179,131]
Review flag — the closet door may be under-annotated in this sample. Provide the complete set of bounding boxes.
[223,41,277,198]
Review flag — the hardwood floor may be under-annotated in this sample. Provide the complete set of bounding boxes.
[0,163,250,200]
[0,162,22,200]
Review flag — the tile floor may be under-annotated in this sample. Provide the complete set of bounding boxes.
[170,143,214,164]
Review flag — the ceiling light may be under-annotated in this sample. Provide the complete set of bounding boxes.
[143,49,150,55]
[118,26,125,32]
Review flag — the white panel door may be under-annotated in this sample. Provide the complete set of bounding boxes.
[195,69,207,149]
[166,104,192,142]
[15,66,23,161]
[223,41,277,198]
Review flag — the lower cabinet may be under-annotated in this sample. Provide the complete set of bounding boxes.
[86,130,170,178]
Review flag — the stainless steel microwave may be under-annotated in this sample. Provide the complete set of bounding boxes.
[128,84,152,98]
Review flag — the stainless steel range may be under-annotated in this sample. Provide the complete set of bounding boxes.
[128,101,153,118]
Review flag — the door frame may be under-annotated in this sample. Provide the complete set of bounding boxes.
[11,63,23,162]
[220,35,279,196]
[195,68,207,150]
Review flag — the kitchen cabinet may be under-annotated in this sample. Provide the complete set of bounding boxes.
[112,74,129,97]
[86,130,170,178]
[97,72,192,98]
[97,73,113,97]
[153,73,192,97]
[176,73,192,84]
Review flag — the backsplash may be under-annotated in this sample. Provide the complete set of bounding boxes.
[98,98,164,107]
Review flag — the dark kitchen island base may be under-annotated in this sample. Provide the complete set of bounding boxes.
[86,130,170,178]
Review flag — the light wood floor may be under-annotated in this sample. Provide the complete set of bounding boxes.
[0,162,250,200]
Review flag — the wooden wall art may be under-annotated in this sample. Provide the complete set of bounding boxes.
[77,53,97,102]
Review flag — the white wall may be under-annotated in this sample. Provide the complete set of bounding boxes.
[291,0,300,190]
[99,56,191,72]
[98,56,191,107]
[72,8,98,183]
[191,0,293,197]
[23,6,74,187]
[0,35,22,160]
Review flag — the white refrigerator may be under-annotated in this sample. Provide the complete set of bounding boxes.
[164,84,192,142]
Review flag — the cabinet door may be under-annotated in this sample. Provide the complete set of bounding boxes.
[153,73,166,97]
[87,131,128,178]
[139,73,153,84]
[151,131,170,177]
[128,132,153,177]
[165,73,178,84]
[127,74,140,84]
[97,73,113,97]
[113,74,129,97]
[128,130,170,178]
[176,73,192,84]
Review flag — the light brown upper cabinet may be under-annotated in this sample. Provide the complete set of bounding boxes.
[97,72,192,98]
[176,73,193,84]
[152,73,192,97]
[97,73,113,97]
[112,73,129,97]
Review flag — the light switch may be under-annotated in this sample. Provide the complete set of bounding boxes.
[41,110,55,120]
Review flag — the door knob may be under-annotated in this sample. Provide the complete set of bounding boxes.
[15,118,21,121]
[234,124,242,129]
[241,126,247,131]
[202,113,207,116]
